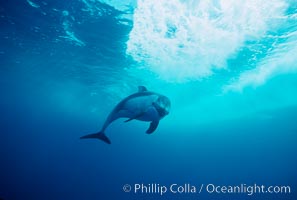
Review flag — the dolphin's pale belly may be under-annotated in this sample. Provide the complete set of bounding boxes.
[118,95,159,122]
[134,106,159,121]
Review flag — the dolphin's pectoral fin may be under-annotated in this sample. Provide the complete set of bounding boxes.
[138,86,148,92]
[146,120,159,134]
[124,112,145,122]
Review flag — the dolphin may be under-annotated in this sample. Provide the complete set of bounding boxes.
[80,86,171,144]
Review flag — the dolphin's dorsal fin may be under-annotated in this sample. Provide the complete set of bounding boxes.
[138,86,148,92]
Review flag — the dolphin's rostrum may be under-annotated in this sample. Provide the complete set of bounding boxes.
[80,86,171,144]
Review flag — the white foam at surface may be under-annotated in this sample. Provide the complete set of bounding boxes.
[224,30,297,91]
[126,0,287,82]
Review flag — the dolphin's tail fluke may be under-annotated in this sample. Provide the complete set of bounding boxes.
[80,132,111,144]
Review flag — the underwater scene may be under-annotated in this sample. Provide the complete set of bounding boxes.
[0,0,297,199]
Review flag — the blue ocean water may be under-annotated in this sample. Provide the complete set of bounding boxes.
[0,0,297,199]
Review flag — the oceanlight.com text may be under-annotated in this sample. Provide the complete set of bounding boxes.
[123,183,291,196]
